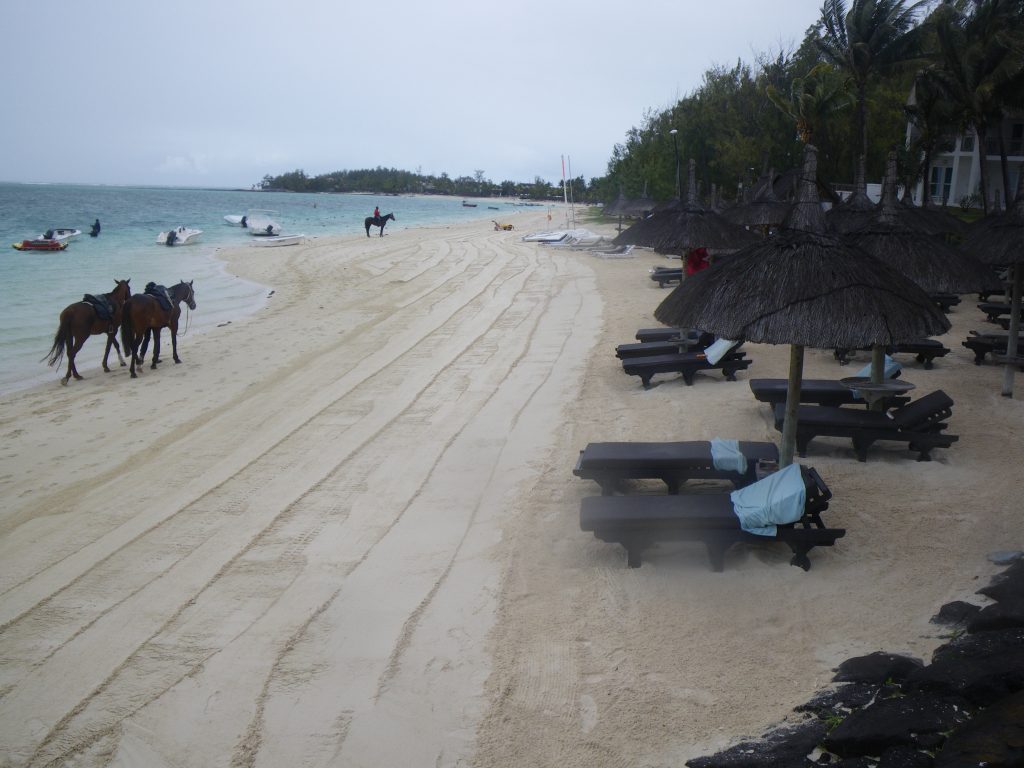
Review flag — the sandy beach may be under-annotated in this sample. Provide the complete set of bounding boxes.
[1,209,1021,767]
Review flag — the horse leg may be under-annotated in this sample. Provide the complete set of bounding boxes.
[61,332,76,385]
[151,329,162,369]
[128,332,140,378]
[65,333,87,384]
[171,323,181,364]
[139,329,151,363]
[365,224,371,238]
[102,333,116,372]
[111,335,126,367]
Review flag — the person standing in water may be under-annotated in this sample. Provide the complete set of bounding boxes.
[90,219,101,237]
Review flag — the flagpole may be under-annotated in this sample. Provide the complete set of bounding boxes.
[567,155,576,229]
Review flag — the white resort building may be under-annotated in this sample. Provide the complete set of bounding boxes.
[908,113,1024,210]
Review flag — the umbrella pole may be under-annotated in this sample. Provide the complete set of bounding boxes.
[870,345,885,385]
[780,344,804,468]
[1002,264,1022,398]
[869,344,887,410]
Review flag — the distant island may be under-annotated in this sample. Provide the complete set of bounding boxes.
[258,167,602,203]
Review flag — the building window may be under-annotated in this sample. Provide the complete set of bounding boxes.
[930,166,953,205]
[960,134,975,152]
[1011,124,1023,156]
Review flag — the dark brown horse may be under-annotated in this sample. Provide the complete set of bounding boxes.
[364,212,395,237]
[120,280,197,378]
[44,279,132,385]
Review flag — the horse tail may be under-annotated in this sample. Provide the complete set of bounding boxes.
[120,302,134,355]
[43,314,69,367]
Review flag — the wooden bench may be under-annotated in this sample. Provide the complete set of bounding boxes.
[963,332,1024,367]
[834,339,950,369]
[622,351,750,388]
[580,465,843,571]
[573,440,779,494]
[649,267,683,287]
[772,390,959,462]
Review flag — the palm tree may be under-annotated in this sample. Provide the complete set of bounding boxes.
[928,0,1024,212]
[765,63,854,149]
[817,0,929,170]
[904,71,959,204]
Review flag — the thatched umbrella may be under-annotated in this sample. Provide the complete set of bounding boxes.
[721,168,792,233]
[847,152,994,296]
[654,145,950,466]
[826,155,877,233]
[602,188,629,218]
[898,185,968,237]
[614,160,759,255]
[961,172,1024,397]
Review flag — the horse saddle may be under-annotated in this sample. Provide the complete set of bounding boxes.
[145,282,173,311]
[82,294,114,321]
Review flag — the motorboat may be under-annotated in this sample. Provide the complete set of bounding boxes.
[156,226,203,246]
[250,233,305,248]
[37,227,82,242]
[462,201,478,207]
[246,209,282,236]
[12,239,68,251]
[224,214,248,227]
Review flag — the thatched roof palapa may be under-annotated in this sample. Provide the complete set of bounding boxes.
[721,168,792,230]
[845,152,995,296]
[654,144,949,465]
[961,173,1024,397]
[614,160,758,255]
[826,155,877,233]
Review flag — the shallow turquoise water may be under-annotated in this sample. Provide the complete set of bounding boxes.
[0,183,512,393]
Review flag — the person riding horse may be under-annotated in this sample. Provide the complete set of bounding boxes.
[364,211,395,237]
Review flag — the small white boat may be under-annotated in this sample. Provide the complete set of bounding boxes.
[250,233,305,247]
[521,230,571,243]
[156,226,203,246]
[247,209,282,236]
[224,214,248,227]
[38,227,82,242]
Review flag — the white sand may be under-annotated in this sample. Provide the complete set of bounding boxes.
[0,209,1020,767]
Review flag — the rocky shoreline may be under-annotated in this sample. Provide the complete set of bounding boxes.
[687,552,1024,767]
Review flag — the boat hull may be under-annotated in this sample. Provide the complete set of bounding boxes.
[251,234,305,247]
[156,228,203,245]
[12,239,68,251]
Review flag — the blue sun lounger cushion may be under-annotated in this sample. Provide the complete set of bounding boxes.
[710,438,747,473]
[854,355,901,380]
[704,338,739,365]
[729,462,806,536]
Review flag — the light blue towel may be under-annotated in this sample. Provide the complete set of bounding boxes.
[851,355,901,398]
[729,463,806,536]
[704,338,739,365]
[854,355,901,380]
[710,438,747,473]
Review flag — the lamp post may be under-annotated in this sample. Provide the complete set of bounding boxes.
[670,129,680,198]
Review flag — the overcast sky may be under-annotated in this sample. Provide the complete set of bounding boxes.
[2,0,827,189]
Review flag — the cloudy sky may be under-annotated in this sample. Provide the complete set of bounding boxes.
[2,0,826,188]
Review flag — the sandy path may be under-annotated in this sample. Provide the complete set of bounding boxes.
[1,209,1021,767]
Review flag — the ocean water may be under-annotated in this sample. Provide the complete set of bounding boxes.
[0,183,518,393]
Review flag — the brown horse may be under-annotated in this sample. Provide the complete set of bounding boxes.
[44,279,132,385]
[120,280,196,378]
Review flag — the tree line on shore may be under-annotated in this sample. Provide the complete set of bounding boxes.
[600,0,1023,213]
[262,1,1023,212]
[258,167,595,202]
